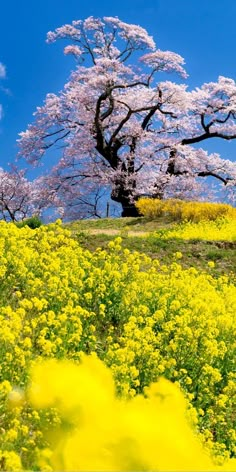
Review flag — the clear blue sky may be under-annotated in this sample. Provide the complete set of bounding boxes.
[1,0,236,173]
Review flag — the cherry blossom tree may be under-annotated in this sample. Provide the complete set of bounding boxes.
[0,168,37,221]
[0,168,55,222]
[19,16,236,217]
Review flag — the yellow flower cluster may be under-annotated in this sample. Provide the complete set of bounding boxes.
[0,221,234,468]
[28,355,236,471]
[158,218,236,241]
[105,260,236,460]
[136,197,236,222]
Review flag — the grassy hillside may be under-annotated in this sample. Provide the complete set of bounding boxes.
[65,216,236,275]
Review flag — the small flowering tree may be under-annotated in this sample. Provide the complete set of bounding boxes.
[0,168,35,221]
[0,168,51,222]
[19,16,236,216]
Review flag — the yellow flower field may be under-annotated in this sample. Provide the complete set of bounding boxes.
[0,220,235,470]
[158,218,236,241]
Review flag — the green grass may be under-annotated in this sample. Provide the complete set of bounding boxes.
[65,217,236,276]
[65,215,174,232]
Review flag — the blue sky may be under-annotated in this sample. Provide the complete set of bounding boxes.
[1,0,236,174]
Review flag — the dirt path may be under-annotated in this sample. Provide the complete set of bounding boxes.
[84,229,150,237]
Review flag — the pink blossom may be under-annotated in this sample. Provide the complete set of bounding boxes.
[64,45,83,57]
[140,50,188,78]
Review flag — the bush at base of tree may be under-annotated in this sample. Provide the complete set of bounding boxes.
[136,198,236,221]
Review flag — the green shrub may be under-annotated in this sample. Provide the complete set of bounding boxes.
[16,215,42,229]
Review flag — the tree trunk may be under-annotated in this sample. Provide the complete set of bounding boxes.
[111,180,140,217]
[121,202,140,217]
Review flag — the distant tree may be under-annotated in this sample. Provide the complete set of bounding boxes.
[0,168,56,222]
[19,16,236,217]
[0,168,37,222]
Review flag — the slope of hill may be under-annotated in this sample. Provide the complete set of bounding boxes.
[66,216,236,275]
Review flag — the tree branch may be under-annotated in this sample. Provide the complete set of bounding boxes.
[182,131,236,146]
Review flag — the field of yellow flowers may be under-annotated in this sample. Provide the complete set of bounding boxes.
[0,218,235,471]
